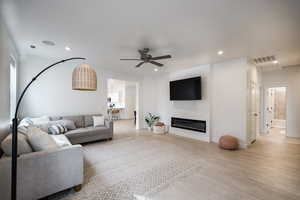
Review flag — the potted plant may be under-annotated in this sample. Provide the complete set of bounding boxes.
[145,113,160,131]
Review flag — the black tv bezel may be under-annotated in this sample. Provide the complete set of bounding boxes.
[169,76,202,101]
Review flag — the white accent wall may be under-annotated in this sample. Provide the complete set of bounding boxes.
[153,65,211,142]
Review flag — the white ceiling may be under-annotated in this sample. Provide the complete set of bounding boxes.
[1,0,300,74]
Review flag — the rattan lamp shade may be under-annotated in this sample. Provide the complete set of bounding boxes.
[72,64,97,91]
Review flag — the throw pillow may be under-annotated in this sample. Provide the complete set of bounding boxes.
[18,118,34,134]
[93,116,105,127]
[26,126,59,151]
[1,133,33,156]
[30,116,50,124]
[50,135,72,148]
[48,124,67,135]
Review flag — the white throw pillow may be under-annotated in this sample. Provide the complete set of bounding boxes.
[50,135,72,148]
[30,116,50,124]
[93,116,105,127]
[26,126,58,151]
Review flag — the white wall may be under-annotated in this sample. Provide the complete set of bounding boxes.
[261,70,288,88]
[210,58,249,147]
[18,55,144,128]
[0,20,19,142]
[124,85,136,119]
[286,67,300,138]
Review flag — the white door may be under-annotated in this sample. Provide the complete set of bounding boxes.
[266,88,275,133]
[249,80,259,143]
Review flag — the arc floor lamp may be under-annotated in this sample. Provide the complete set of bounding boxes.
[11,57,97,200]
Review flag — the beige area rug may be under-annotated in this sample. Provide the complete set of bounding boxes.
[49,134,206,200]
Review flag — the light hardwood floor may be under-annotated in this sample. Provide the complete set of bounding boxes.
[113,120,300,200]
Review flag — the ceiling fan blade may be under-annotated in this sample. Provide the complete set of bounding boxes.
[150,61,163,67]
[151,55,172,60]
[120,59,141,61]
[135,62,145,68]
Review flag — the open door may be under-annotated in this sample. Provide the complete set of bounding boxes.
[266,88,275,133]
[248,80,260,144]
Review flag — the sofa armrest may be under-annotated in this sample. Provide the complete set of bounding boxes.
[104,119,113,130]
[0,145,83,200]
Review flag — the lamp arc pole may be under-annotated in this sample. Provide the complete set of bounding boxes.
[11,57,86,200]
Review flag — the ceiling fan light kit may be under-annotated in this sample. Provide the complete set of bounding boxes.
[120,48,172,68]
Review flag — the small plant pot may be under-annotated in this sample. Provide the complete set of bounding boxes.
[153,125,166,134]
[147,127,152,131]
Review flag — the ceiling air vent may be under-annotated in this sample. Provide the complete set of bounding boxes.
[252,55,276,65]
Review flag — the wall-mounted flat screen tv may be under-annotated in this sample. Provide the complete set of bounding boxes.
[170,76,201,100]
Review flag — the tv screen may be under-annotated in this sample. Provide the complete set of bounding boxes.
[170,76,201,100]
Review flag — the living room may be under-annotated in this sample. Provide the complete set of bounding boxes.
[1,1,300,200]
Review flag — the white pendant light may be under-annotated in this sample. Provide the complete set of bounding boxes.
[72,64,97,91]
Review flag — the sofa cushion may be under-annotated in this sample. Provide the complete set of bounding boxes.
[1,133,33,156]
[26,126,59,151]
[57,120,76,130]
[84,114,102,127]
[49,116,63,121]
[50,135,72,148]
[62,116,85,128]
[65,126,109,139]
[32,120,76,133]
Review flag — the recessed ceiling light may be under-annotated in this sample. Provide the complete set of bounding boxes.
[273,60,279,64]
[65,46,71,51]
[154,68,158,72]
[30,45,36,49]
[42,40,55,46]
[218,50,224,55]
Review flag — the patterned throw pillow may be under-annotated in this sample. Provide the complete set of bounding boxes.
[48,124,67,135]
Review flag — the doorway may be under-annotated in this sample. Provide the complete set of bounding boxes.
[265,87,287,136]
[107,79,139,134]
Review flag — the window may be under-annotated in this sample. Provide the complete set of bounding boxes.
[10,56,17,120]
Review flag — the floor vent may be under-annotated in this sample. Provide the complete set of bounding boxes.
[253,56,276,65]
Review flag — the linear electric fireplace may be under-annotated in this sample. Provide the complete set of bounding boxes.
[171,117,206,133]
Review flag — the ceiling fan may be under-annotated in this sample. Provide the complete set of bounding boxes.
[120,48,172,68]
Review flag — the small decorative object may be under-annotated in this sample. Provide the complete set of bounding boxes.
[153,122,166,134]
[219,135,239,150]
[144,113,160,131]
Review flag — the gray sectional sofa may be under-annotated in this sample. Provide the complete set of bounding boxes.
[60,114,113,144]
[0,114,113,200]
